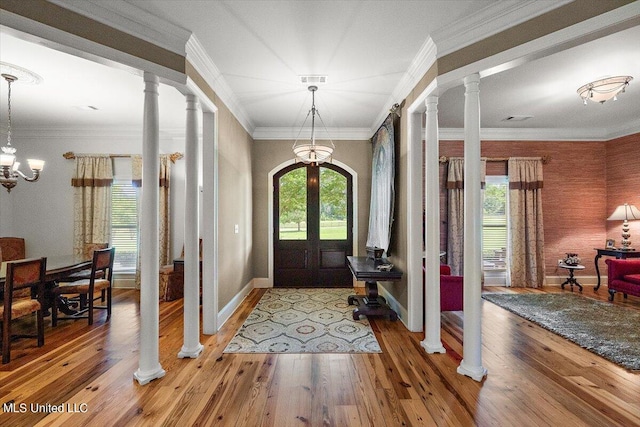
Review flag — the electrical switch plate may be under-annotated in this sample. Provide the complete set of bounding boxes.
[234,224,239,234]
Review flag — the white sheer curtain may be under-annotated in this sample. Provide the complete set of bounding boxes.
[72,155,113,257]
[366,115,395,255]
[507,158,545,288]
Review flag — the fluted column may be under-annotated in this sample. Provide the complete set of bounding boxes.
[457,73,487,382]
[421,95,445,354]
[178,94,204,358]
[134,72,166,385]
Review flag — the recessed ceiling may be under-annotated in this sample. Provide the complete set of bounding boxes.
[0,1,638,141]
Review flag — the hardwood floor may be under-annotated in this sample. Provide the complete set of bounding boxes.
[1,285,638,426]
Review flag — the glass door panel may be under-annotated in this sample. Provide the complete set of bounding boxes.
[278,167,307,240]
[319,167,347,240]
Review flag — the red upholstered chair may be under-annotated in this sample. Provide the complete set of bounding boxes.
[423,264,464,311]
[439,265,464,311]
[0,237,26,262]
[1,257,46,364]
[605,259,640,301]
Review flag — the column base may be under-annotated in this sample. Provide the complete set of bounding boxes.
[178,343,204,359]
[133,366,166,385]
[420,340,446,354]
[457,360,487,382]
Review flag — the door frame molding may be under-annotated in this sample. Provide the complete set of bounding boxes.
[268,159,358,287]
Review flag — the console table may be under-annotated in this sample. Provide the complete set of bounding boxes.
[594,248,640,291]
[346,256,402,321]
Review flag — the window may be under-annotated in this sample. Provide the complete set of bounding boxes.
[111,179,139,272]
[483,175,508,284]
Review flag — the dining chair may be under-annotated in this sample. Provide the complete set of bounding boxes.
[0,237,26,262]
[63,242,109,308]
[52,247,115,326]
[1,257,47,364]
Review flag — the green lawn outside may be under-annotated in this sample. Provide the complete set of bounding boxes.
[280,224,347,240]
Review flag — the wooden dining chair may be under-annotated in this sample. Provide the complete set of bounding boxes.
[63,242,109,308]
[0,237,26,262]
[52,247,115,326]
[1,257,47,364]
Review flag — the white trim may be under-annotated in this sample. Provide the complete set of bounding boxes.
[253,127,372,141]
[49,0,191,56]
[370,38,437,133]
[377,283,408,328]
[431,1,573,57]
[217,280,254,329]
[252,278,271,289]
[267,159,359,287]
[186,35,254,135]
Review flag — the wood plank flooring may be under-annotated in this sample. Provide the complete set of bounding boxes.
[0,285,638,426]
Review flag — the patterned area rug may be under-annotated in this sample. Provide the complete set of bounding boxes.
[224,288,382,354]
[482,293,640,370]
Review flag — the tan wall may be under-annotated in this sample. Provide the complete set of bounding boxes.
[216,104,255,308]
[252,139,372,279]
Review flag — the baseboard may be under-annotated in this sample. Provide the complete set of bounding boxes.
[217,280,254,328]
[253,277,271,288]
[377,283,409,329]
[544,275,602,287]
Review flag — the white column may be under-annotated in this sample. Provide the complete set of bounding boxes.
[421,96,445,354]
[202,111,218,334]
[134,72,166,385]
[457,73,487,382]
[179,94,204,358]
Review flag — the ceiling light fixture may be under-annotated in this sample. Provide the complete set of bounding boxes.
[292,85,334,165]
[577,76,633,105]
[1,70,45,193]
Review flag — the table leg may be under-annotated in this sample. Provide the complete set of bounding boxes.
[594,253,602,291]
[347,280,398,321]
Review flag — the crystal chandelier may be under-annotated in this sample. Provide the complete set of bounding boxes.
[292,85,334,165]
[577,76,633,105]
[1,70,45,193]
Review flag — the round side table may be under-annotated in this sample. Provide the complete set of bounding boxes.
[559,263,585,292]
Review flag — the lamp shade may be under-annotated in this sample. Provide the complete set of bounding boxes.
[607,203,640,221]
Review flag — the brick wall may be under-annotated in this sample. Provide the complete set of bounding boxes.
[433,137,640,280]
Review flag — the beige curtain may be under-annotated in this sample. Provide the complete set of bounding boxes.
[508,158,545,288]
[72,156,113,257]
[446,158,486,276]
[133,155,172,288]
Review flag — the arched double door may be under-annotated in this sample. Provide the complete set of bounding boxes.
[273,163,353,287]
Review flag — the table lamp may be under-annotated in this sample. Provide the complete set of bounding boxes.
[607,203,640,250]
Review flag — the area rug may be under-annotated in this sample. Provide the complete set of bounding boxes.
[482,293,640,370]
[224,288,382,354]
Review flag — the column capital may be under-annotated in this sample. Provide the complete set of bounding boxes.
[464,73,480,86]
[425,95,439,111]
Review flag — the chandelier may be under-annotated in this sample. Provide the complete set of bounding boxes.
[1,67,45,193]
[292,85,334,165]
[577,76,633,105]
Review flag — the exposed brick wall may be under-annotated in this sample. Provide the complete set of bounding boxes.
[434,139,624,278]
[606,133,640,251]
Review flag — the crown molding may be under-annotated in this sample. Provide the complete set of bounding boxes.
[4,126,184,140]
[438,121,640,142]
[370,37,437,133]
[252,127,372,141]
[185,35,254,135]
[431,0,573,58]
[49,0,191,56]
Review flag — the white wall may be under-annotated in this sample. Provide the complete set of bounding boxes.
[0,128,186,261]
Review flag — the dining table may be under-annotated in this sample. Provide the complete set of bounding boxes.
[1,254,92,314]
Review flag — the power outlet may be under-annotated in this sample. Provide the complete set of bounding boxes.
[234,224,239,234]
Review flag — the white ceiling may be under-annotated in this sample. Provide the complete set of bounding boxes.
[0,1,638,140]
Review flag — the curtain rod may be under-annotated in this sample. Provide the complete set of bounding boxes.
[63,151,184,163]
[438,155,551,164]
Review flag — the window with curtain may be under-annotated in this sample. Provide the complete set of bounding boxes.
[111,179,139,273]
